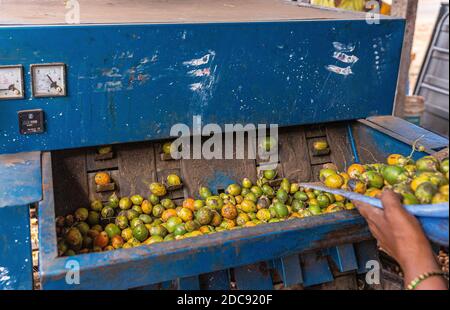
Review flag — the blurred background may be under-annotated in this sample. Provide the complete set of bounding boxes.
[410,0,442,89]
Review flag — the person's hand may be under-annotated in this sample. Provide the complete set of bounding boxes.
[354,189,427,265]
[353,189,447,290]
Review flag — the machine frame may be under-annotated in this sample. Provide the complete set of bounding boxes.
[0,0,448,290]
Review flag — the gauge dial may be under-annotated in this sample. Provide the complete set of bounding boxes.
[31,63,67,98]
[0,65,24,100]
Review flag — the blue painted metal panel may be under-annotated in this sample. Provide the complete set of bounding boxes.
[160,281,175,290]
[177,275,200,290]
[364,116,448,151]
[0,152,42,208]
[0,204,33,290]
[300,251,333,287]
[354,121,430,161]
[38,153,58,276]
[273,255,303,287]
[0,20,404,154]
[234,263,273,290]
[199,270,231,290]
[327,244,358,273]
[347,124,361,163]
[133,283,159,290]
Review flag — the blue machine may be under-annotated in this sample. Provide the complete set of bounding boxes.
[0,0,448,290]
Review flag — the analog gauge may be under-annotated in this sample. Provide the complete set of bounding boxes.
[0,65,24,100]
[31,63,67,98]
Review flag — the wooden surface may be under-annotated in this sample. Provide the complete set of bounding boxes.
[0,0,376,25]
[51,149,90,215]
[432,147,449,161]
[392,0,419,117]
[153,142,185,200]
[326,124,354,172]
[85,147,118,172]
[116,142,156,197]
[181,155,257,197]
[278,127,312,182]
[50,123,353,214]
[88,169,120,202]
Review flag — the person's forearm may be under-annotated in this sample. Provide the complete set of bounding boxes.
[402,250,447,290]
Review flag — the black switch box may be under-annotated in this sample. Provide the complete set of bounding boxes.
[18,109,45,135]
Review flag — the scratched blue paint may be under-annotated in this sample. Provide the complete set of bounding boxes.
[0,20,404,154]
[0,205,33,290]
[0,152,42,208]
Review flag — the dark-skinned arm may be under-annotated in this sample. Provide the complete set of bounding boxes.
[353,190,447,290]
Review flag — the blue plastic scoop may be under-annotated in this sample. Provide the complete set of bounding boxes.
[299,182,449,217]
[299,182,449,245]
